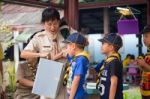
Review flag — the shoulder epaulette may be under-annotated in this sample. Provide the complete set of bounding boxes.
[37,33,46,37]
[34,30,46,37]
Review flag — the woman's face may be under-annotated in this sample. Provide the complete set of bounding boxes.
[44,19,60,35]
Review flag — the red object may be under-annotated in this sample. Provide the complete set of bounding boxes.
[145,57,150,65]
[142,82,150,90]
[148,74,150,82]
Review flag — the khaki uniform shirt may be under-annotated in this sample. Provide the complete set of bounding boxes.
[24,31,67,99]
[15,61,40,99]
[24,30,66,61]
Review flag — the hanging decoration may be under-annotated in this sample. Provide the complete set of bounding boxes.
[117,7,140,35]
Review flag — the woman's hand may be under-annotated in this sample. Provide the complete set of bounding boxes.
[38,52,49,58]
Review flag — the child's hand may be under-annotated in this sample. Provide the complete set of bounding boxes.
[62,49,68,57]
[136,58,147,67]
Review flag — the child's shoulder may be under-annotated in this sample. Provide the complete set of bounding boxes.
[107,58,122,67]
[107,55,121,63]
[76,55,89,62]
[74,56,89,67]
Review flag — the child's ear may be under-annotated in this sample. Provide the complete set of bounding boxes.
[72,43,76,50]
[110,45,114,51]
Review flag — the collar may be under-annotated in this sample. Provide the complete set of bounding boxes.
[45,30,58,40]
[75,51,90,61]
[105,52,121,63]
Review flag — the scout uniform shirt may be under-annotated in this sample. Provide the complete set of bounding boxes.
[24,30,66,61]
[24,30,67,99]
[15,61,40,99]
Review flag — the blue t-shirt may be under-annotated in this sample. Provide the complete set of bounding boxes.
[66,55,89,99]
[97,59,123,99]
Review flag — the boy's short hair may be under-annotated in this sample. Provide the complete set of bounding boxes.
[130,55,135,60]
[63,33,88,49]
[142,25,150,34]
[113,45,121,51]
[98,33,123,51]
[41,7,60,23]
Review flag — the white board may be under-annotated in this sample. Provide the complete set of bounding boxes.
[32,58,64,99]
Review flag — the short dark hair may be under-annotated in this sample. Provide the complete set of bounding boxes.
[113,45,120,51]
[142,25,150,34]
[126,54,131,58]
[41,7,60,23]
[76,44,85,50]
[130,55,135,60]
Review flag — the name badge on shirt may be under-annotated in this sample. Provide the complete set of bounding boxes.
[42,46,52,51]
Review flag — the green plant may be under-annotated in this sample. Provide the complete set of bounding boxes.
[125,86,142,99]
[6,61,16,93]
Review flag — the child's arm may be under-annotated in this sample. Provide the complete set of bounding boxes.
[69,75,80,99]
[16,64,34,87]
[136,59,150,71]
[109,75,118,99]
[18,79,34,87]
[94,60,104,73]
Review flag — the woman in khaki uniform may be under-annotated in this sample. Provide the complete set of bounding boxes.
[14,58,40,99]
[21,8,69,99]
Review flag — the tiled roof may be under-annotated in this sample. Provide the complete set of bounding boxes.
[0,3,44,41]
[0,3,43,25]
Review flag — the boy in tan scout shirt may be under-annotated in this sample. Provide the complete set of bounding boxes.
[21,8,69,99]
[14,58,40,99]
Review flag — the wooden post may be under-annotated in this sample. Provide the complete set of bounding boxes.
[103,8,110,34]
[64,0,79,30]
[64,0,68,22]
